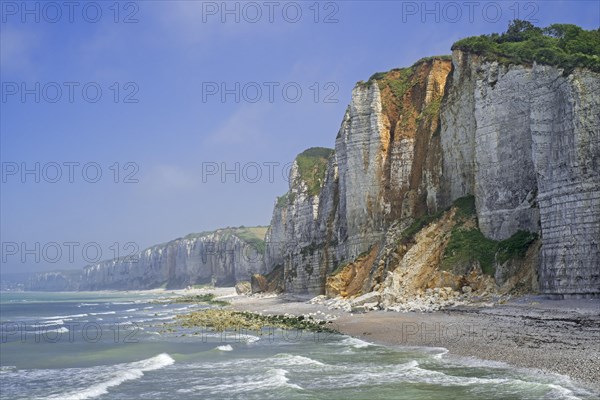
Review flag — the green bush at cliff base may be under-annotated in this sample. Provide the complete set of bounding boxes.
[442,228,498,275]
[496,230,539,264]
[452,20,600,74]
[295,147,334,196]
[453,195,477,220]
[400,210,444,241]
[400,196,475,242]
[442,229,538,276]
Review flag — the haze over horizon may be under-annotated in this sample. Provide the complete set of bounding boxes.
[1,0,598,275]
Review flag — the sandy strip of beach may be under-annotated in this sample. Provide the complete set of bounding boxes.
[227,292,600,392]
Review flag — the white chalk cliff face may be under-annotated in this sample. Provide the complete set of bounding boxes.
[265,52,599,297]
[28,228,268,291]
[440,50,599,296]
[266,59,452,296]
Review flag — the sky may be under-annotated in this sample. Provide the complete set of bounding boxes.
[1,0,599,275]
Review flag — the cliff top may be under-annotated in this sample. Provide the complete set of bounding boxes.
[142,226,268,254]
[221,226,268,252]
[452,20,600,73]
[295,147,334,196]
[363,55,452,86]
[356,56,451,141]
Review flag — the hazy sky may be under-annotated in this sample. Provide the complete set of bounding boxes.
[1,0,598,275]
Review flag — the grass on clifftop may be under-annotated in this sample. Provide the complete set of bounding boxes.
[366,67,416,112]
[452,20,600,74]
[295,147,334,196]
[231,226,268,254]
[364,55,451,87]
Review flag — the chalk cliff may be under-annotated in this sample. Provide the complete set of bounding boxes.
[440,50,599,296]
[265,58,453,296]
[27,227,268,291]
[30,24,599,297]
[265,48,599,298]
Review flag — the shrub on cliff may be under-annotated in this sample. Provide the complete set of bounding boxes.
[295,147,334,196]
[452,20,600,74]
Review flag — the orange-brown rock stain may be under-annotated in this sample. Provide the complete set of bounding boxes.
[375,58,452,223]
[326,244,379,298]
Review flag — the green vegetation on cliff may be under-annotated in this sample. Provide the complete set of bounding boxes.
[368,67,415,99]
[276,192,290,207]
[452,20,600,73]
[395,196,538,276]
[442,197,538,276]
[443,228,499,275]
[496,230,539,264]
[295,147,334,196]
[229,226,268,254]
[400,210,444,242]
[365,55,451,87]
[400,196,475,243]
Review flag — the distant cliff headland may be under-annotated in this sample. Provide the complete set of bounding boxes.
[28,227,269,291]
[29,22,600,298]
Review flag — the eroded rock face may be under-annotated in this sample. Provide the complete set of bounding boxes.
[265,59,452,296]
[250,274,268,293]
[30,228,268,291]
[267,51,599,297]
[336,60,451,256]
[265,150,343,295]
[441,51,600,296]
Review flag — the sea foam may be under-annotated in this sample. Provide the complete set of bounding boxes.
[45,353,175,400]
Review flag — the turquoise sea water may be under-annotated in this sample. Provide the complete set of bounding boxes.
[0,291,595,400]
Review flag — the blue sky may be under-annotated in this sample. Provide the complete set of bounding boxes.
[1,0,598,274]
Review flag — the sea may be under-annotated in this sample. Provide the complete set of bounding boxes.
[0,291,595,400]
